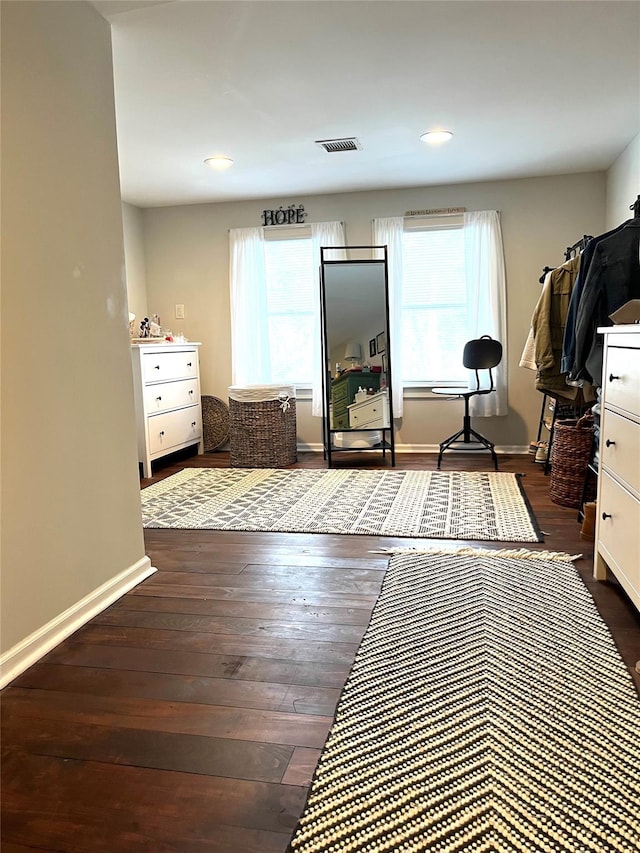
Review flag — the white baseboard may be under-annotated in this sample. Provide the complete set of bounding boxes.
[0,555,155,689]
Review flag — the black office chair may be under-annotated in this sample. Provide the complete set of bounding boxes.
[433,335,503,470]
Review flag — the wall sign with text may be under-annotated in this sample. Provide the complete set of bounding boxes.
[262,204,307,226]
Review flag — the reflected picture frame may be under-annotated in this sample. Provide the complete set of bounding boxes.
[369,338,376,358]
[382,353,388,374]
[375,331,386,354]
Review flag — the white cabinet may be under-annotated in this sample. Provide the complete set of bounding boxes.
[131,343,203,477]
[348,390,390,429]
[593,327,640,612]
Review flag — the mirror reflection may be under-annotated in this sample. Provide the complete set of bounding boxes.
[322,261,389,433]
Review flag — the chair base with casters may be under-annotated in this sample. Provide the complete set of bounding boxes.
[432,335,503,471]
[433,388,498,470]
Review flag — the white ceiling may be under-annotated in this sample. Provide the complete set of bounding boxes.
[91,0,640,209]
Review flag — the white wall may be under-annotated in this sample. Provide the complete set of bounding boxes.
[122,202,149,324]
[1,1,150,683]
[141,171,606,451]
[606,133,640,230]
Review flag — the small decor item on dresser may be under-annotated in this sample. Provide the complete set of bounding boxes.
[549,413,594,508]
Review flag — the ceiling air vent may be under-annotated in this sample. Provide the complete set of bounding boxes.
[316,137,362,153]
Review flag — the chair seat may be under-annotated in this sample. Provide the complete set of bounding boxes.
[432,386,492,397]
[432,386,467,396]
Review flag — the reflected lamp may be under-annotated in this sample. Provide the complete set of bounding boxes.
[344,342,362,366]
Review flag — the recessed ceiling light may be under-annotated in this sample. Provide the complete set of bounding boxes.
[204,156,234,170]
[420,130,453,145]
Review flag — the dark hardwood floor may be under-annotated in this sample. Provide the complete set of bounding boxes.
[2,450,639,852]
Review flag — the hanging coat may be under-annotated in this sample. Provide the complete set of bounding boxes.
[572,219,640,386]
[561,223,626,376]
[531,255,583,400]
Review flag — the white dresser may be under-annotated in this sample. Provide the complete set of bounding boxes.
[593,326,640,613]
[131,342,203,477]
[348,390,390,429]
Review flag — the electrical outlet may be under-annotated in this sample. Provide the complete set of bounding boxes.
[175,303,185,319]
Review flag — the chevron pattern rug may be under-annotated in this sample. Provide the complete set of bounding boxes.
[288,548,640,853]
[140,469,542,541]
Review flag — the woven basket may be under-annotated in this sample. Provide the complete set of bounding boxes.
[201,396,230,452]
[228,386,297,468]
[549,414,595,508]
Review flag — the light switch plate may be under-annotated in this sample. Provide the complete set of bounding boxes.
[175,303,185,319]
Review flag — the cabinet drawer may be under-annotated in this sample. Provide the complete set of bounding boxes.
[331,382,349,406]
[333,412,350,430]
[604,345,640,419]
[148,406,202,454]
[597,471,640,592]
[143,378,199,414]
[142,351,199,384]
[349,394,390,429]
[600,408,640,495]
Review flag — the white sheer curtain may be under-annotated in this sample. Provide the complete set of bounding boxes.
[372,217,404,418]
[311,221,346,416]
[464,210,508,417]
[229,227,270,386]
[229,221,345,404]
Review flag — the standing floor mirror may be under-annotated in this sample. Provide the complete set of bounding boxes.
[320,246,395,467]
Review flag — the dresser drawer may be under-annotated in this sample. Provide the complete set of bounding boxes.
[604,345,640,419]
[147,406,202,454]
[597,471,640,592]
[349,393,390,429]
[600,408,640,495]
[331,381,349,407]
[142,350,199,384]
[143,378,199,414]
[333,411,350,430]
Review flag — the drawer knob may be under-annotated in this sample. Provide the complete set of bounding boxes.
[189,389,194,395]
[608,373,620,382]
[192,421,197,427]
[156,396,162,402]
[187,362,192,367]
[601,512,612,520]
[605,439,615,447]
[159,430,165,436]
[154,365,160,370]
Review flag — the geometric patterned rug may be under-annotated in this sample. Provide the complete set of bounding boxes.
[287,548,640,853]
[140,468,542,541]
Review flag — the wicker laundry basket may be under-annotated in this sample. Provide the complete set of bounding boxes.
[228,385,297,468]
[549,414,595,508]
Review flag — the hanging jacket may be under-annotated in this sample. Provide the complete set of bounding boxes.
[572,219,640,386]
[531,255,582,399]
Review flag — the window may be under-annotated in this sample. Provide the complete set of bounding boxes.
[263,233,315,385]
[229,221,344,400]
[401,221,468,385]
